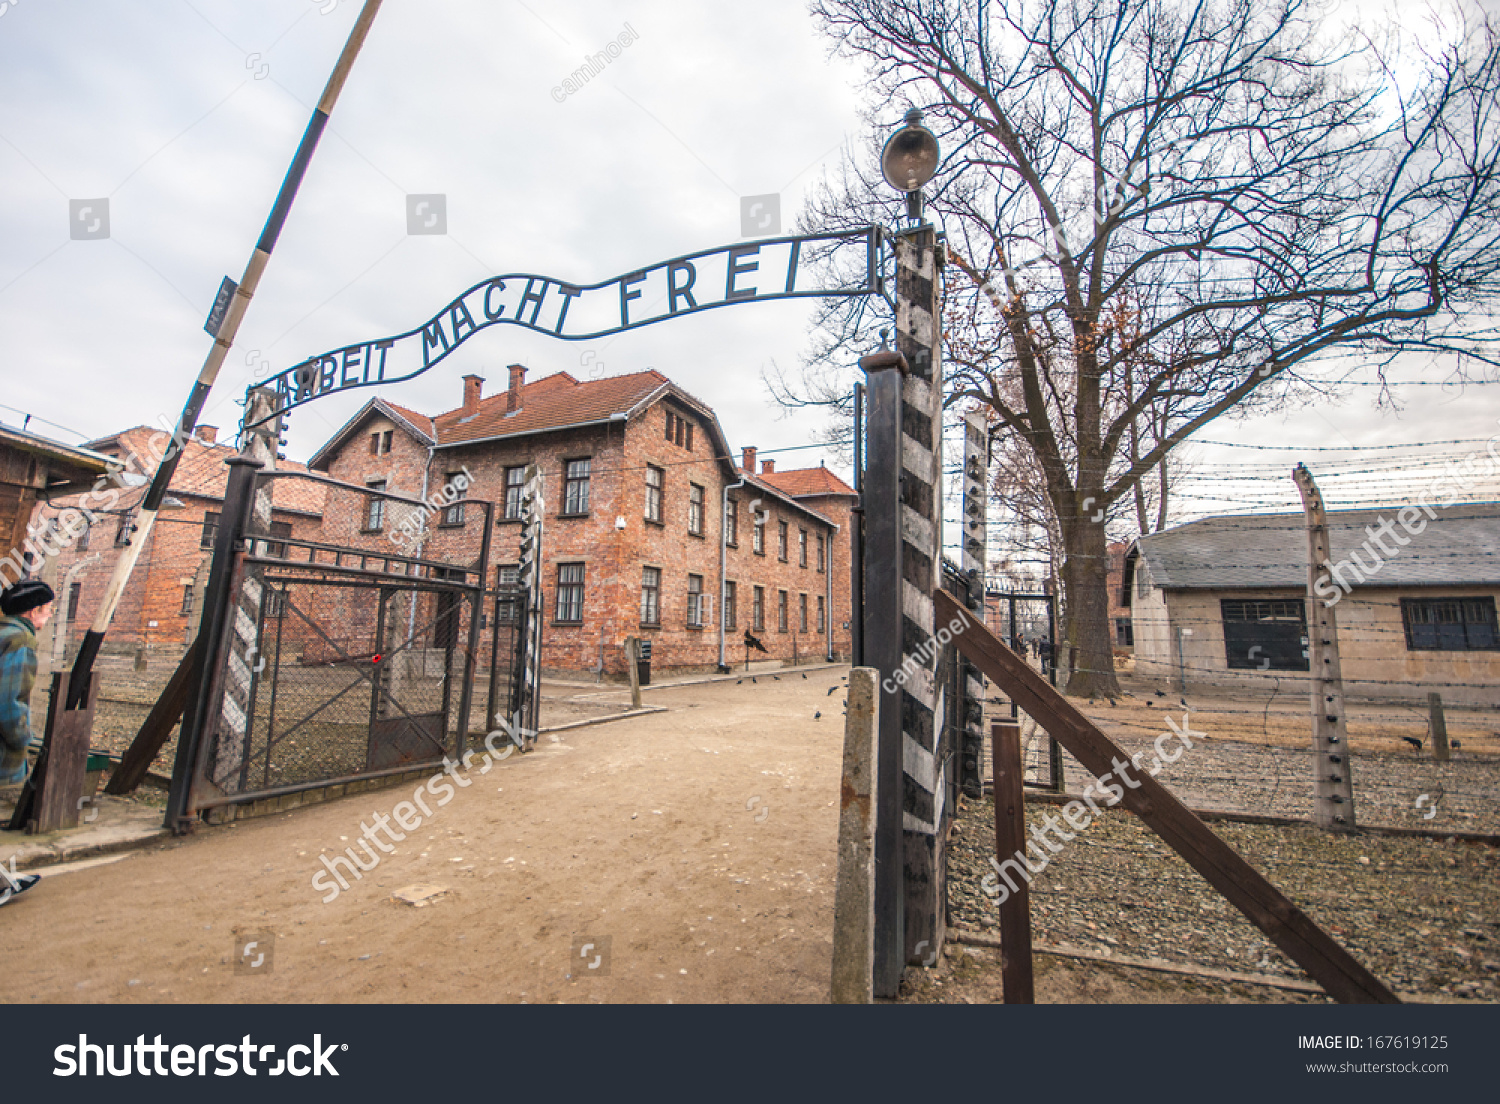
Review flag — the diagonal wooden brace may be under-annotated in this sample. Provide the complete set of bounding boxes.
[934,588,1398,1004]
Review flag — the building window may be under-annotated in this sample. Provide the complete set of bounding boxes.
[753,515,765,555]
[497,565,520,622]
[369,429,393,456]
[665,411,675,442]
[688,484,704,536]
[1115,618,1135,646]
[645,465,664,523]
[69,582,83,622]
[799,593,808,632]
[686,423,693,450]
[180,585,194,617]
[817,594,825,633]
[364,481,386,531]
[725,499,738,547]
[640,566,661,626]
[752,586,765,631]
[1221,599,1308,671]
[504,465,526,520]
[687,574,704,627]
[562,459,591,515]
[77,522,91,552]
[777,590,789,632]
[200,511,219,549]
[556,563,585,623]
[816,534,825,573]
[777,521,789,562]
[724,581,737,630]
[265,520,292,559]
[798,528,808,568]
[1402,597,1499,651]
[115,510,135,546]
[441,472,467,526]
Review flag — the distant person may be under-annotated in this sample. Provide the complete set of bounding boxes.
[0,579,52,907]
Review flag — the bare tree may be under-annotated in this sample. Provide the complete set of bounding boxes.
[778,0,1500,695]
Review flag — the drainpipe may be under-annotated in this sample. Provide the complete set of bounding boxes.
[407,443,434,648]
[718,473,747,670]
[825,521,838,662]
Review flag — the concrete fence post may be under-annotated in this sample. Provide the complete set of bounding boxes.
[831,667,879,1003]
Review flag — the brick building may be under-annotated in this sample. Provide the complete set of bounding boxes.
[307,366,857,678]
[35,425,325,657]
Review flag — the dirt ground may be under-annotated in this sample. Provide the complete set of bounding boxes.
[4,672,852,1004]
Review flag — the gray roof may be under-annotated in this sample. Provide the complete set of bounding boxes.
[1132,502,1500,590]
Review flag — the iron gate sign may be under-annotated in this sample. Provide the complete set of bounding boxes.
[248,227,884,423]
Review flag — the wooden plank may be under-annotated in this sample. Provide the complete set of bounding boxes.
[25,671,99,833]
[105,633,204,795]
[934,588,1398,1004]
[990,720,1034,1003]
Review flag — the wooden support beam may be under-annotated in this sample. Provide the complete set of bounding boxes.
[105,633,204,795]
[934,588,1399,1005]
[1428,693,1450,762]
[990,720,1034,1003]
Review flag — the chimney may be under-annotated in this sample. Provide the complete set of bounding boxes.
[741,446,757,473]
[761,459,775,475]
[507,364,526,413]
[195,425,217,445]
[462,374,484,416]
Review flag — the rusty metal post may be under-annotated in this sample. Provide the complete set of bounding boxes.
[990,719,1035,1002]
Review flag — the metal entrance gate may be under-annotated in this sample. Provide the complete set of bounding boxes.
[171,466,492,819]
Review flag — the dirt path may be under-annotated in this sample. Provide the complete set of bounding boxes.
[4,672,851,1004]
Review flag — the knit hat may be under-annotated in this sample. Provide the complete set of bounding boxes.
[0,579,54,616]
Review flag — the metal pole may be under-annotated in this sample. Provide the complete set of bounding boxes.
[162,457,263,831]
[850,381,865,668]
[65,0,384,708]
[859,347,906,998]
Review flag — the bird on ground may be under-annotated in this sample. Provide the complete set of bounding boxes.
[1451,739,1462,749]
[1153,689,1165,698]
[802,673,807,679]
[751,677,757,684]
[1180,698,1189,709]
[814,711,822,720]
[827,686,839,695]
[773,675,780,681]
[1400,736,1423,751]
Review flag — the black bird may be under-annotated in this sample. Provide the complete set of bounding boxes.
[1153,689,1165,698]
[1451,738,1462,749]
[814,711,822,720]
[827,686,839,696]
[743,630,769,654]
[1180,697,1189,709]
[1401,736,1423,751]
[751,677,757,684]
[773,675,780,681]
[801,673,807,679]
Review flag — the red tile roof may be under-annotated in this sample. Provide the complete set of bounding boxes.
[760,465,856,498]
[432,369,671,446]
[89,427,323,515]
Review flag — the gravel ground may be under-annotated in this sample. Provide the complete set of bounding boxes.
[946,795,1500,1002]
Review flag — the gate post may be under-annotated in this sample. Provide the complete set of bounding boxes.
[893,225,947,976]
[858,344,906,997]
[164,454,263,832]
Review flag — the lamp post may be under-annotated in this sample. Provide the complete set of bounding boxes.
[864,107,946,996]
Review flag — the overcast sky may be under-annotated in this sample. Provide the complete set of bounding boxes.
[2,0,1496,554]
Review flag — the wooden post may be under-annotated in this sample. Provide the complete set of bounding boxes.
[990,720,1034,1003]
[1428,692,1450,762]
[831,668,879,1003]
[13,671,99,833]
[624,636,641,710]
[1293,465,1357,830]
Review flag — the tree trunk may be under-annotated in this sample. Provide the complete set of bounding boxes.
[1060,516,1120,697]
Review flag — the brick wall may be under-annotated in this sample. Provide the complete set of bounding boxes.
[316,391,855,678]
